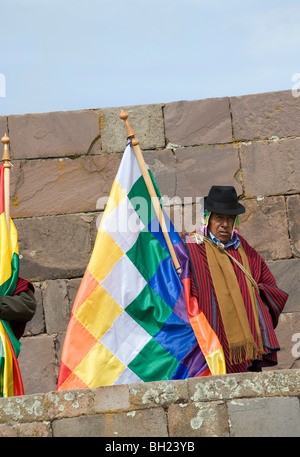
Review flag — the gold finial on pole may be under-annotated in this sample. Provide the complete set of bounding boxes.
[120,110,181,276]
[1,133,11,163]
[1,133,11,234]
[120,109,136,139]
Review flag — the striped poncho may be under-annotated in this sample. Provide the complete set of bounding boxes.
[185,235,288,372]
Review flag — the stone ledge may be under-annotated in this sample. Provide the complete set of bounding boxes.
[0,369,298,437]
[188,369,300,401]
[0,370,298,426]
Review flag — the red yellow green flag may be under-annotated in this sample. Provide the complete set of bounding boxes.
[0,163,24,397]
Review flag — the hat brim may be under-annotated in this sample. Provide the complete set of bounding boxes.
[204,196,245,215]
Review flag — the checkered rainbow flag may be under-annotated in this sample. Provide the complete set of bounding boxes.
[57,130,211,390]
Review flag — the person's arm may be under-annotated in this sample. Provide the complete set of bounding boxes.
[0,290,37,322]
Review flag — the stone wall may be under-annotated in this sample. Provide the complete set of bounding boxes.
[0,89,299,397]
[0,369,299,437]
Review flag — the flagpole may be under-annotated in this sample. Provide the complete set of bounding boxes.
[120,110,181,276]
[1,133,11,235]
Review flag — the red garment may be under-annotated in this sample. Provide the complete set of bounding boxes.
[10,277,35,340]
[14,277,34,296]
[185,235,288,372]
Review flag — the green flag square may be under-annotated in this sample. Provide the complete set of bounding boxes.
[127,172,163,228]
[128,338,179,382]
[126,284,172,336]
[126,230,169,282]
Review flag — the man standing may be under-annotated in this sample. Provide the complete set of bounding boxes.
[184,185,288,373]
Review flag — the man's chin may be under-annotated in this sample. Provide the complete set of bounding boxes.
[218,235,230,243]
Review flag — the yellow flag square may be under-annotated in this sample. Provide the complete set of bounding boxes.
[75,284,122,340]
[88,229,124,284]
[75,341,125,388]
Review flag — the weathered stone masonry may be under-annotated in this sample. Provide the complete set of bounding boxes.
[0,89,299,436]
[0,369,299,437]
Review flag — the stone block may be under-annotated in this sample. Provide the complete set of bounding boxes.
[228,396,300,437]
[188,372,265,402]
[15,214,94,281]
[267,259,300,313]
[45,388,95,420]
[239,197,291,260]
[168,401,229,437]
[7,109,100,159]
[51,279,82,360]
[56,331,67,368]
[0,424,19,437]
[23,284,45,336]
[42,279,71,334]
[94,384,130,413]
[240,138,300,197]
[164,98,232,146]
[231,90,300,140]
[18,335,57,395]
[129,379,188,409]
[0,393,47,424]
[10,154,121,218]
[91,212,101,241]
[68,278,82,306]
[167,200,203,235]
[0,422,52,437]
[144,149,177,198]
[174,144,242,199]
[0,116,7,139]
[99,104,165,153]
[52,407,168,437]
[262,369,300,396]
[287,195,300,257]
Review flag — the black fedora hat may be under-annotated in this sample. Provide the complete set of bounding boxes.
[204,186,245,215]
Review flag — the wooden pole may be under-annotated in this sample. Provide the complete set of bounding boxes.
[1,133,11,235]
[120,109,181,276]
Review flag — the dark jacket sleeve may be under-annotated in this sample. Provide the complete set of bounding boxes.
[0,290,37,322]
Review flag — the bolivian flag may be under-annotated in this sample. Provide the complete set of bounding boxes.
[58,141,211,391]
[0,163,24,397]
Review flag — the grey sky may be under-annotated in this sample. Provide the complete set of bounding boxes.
[0,0,299,115]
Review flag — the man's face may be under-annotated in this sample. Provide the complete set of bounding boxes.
[208,213,236,244]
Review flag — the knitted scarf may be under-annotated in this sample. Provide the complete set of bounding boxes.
[205,240,264,365]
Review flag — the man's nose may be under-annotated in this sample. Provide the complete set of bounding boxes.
[220,217,230,227]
